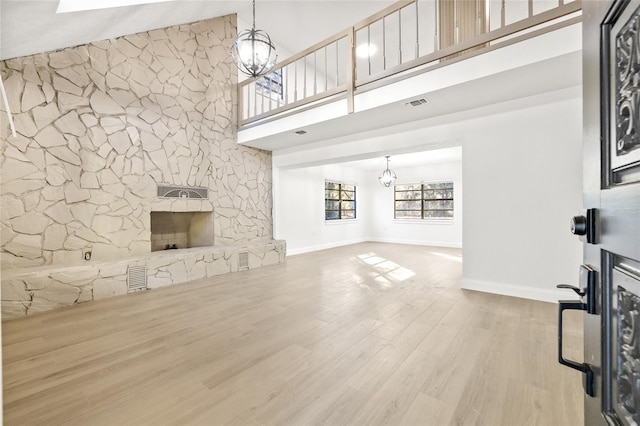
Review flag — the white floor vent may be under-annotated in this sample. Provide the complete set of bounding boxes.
[238,252,249,271]
[127,265,147,292]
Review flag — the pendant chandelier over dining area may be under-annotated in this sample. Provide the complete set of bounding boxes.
[378,156,397,187]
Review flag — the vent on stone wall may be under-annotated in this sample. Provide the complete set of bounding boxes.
[157,185,208,199]
[127,265,147,292]
[238,252,249,270]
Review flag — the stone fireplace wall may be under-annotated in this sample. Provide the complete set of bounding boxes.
[0,15,282,319]
[0,14,272,270]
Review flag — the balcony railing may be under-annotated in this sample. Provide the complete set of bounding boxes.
[238,0,581,129]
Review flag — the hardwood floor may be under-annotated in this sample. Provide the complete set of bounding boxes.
[2,242,584,425]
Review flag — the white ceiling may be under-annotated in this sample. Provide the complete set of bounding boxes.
[0,0,395,61]
[56,0,174,13]
[344,146,462,171]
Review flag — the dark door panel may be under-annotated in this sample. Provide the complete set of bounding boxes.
[575,1,640,425]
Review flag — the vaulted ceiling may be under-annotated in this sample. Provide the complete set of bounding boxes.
[1,1,583,170]
[0,1,395,61]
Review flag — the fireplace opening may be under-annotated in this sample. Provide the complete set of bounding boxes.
[150,212,214,252]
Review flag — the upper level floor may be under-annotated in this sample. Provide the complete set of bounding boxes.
[237,0,582,160]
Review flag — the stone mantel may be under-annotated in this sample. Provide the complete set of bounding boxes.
[150,198,214,212]
[2,239,286,320]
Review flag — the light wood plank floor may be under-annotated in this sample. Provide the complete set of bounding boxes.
[3,242,584,425]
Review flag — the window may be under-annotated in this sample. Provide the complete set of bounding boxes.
[394,181,454,219]
[257,69,283,100]
[325,181,356,220]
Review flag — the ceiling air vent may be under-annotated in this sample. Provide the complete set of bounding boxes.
[157,185,208,199]
[406,98,429,107]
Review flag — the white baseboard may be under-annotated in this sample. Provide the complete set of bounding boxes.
[286,239,366,256]
[367,238,462,249]
[286,238,462,256]
[461,279,568,304]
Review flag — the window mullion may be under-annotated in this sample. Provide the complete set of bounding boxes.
[338,183,342,219]
[421,183,425,219]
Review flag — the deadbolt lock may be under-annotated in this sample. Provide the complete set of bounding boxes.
[570,208,597,244]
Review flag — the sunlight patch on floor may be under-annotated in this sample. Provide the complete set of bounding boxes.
[358,254,386,266]
[430,252,463,263]
[356,252,416,286]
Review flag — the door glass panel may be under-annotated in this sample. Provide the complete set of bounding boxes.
[617,286,640,425]
[609,254,640,425]
[606,0,640,185]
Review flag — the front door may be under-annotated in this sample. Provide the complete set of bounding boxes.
[568,1,640,424]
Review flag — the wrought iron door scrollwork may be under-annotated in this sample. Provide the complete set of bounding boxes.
[616,7,640,156]
[618,287,640,423]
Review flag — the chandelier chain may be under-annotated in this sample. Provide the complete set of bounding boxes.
[252,0,256,30]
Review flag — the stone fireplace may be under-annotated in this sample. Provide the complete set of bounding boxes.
[150,211,214,251]
[0,15,285,321]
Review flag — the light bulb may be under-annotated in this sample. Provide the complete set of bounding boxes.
[356,43,378,58]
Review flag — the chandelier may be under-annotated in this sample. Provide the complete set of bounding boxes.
[232,0,277,78]
[378,156,397,187]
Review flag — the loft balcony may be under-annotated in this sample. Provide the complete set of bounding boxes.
[236,0,582,154]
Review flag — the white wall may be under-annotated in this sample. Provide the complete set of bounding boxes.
[461,96,583,303]
[366,160,463,247]
[272,89,582,303]
[274,158,462,255]
[274,164,368,255]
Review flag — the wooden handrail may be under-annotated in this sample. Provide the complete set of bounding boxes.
[238,0,583,128]
[238,29,350,88]
[355,1,582,88]
[351,0,414,32]
[354,15,582,98]
[237,1,413,90]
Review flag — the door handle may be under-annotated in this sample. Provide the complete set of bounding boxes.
[556,284,585,297]
[557,266,597,313]
[557,299,594,397]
